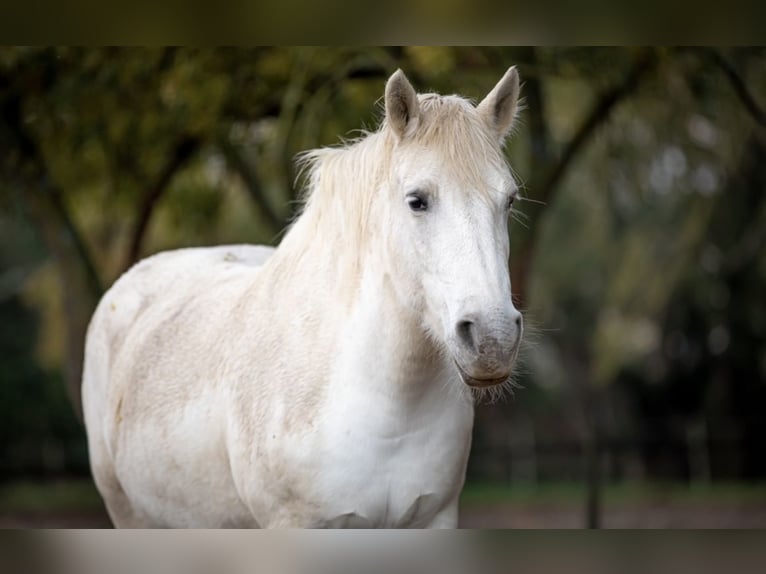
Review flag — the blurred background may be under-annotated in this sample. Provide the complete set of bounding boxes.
[0,46,765,527]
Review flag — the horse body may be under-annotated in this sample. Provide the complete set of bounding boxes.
[83,68,523,528]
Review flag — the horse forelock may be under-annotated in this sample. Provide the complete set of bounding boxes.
[409,94,513,199]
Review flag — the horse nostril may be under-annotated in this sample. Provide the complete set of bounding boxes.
[456,320,476,352]
[515,315,522,330]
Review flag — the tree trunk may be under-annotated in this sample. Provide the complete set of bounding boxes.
[22,183,103,422]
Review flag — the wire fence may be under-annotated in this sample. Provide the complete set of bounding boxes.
[467,416,766,486]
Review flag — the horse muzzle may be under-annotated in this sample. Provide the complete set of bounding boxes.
[450,310,522,387]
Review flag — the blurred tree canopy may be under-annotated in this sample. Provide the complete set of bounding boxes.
[1,47,765,500]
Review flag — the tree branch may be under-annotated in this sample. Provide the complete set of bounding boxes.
[1,62,103,298]
[519,49,554,175]
[218,134,285,235]
[507,48,553,305]
[704,49,766,127]
[123,135,201,272]
[538,48,658,206]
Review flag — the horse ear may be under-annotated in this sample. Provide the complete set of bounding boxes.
[477,66,520,143]
[385,69,419,140]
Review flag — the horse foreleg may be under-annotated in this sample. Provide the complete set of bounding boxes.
[424,501,459,529]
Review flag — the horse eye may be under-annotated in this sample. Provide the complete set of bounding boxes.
[407,194,428,212]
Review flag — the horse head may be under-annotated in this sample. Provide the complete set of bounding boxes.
[382,68,524,389]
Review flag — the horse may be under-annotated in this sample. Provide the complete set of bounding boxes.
[82,67,524,528]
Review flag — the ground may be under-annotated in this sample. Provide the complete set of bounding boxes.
[1,479,765,528]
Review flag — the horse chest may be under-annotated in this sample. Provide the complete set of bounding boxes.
[293,396,473,528]
[331,435,459,527]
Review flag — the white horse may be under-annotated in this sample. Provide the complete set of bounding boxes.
[82,67,524,528]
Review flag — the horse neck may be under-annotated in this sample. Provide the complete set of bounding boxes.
[336,263,472,422]
[265,209,468,410]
